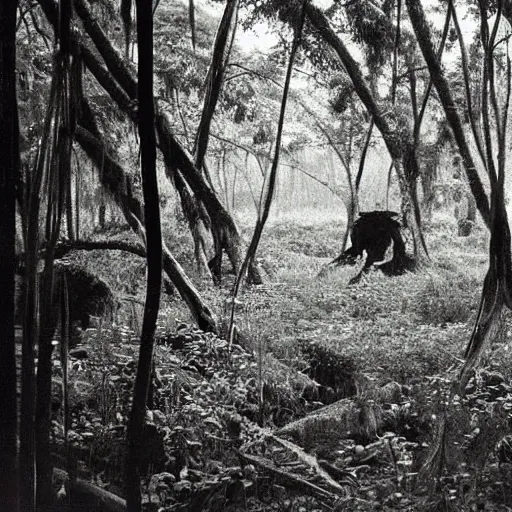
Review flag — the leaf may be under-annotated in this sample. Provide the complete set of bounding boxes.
[173,480,191,492]
[204,417,223,429]
[179,466,189,480]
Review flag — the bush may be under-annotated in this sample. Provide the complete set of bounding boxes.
[413,271,480,325]
[301,340,359,402]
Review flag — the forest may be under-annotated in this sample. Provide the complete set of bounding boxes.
[1,0,512,510]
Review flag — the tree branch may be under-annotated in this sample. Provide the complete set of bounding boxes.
[406,0,491,227]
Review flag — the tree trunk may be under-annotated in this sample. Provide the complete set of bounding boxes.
[420,159,437,223]
[405,0,491,228]
[156,114,262,284]
[340,199,356,254]
[99,202,106,230]
[75,169,80,239]
[384,153,427,262]
[75,105,216,332]
[385,163,393,210]
[457,192,477,237]
[73,0,137,99]
[0,0,20,508]
[66,174,75,240]
[168,167,212,278]
[221,148,231,214]
[35,268,59,507]
[194,0,239,171]
[400,146,429,259]
[126,2,162,509]
[355,118,373,193]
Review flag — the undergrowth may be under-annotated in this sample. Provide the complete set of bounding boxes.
[58,211,512,511]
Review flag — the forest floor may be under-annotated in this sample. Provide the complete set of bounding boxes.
[62,210,512,511]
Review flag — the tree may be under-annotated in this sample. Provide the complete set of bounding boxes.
[30,0,79,500]
[125,0,162,508]
[75,105,217,332]
[406,0,491,227]
[228,0,307,348]
[69,0,262,285]
[245,0,430,262]
[0,0,20,509]
[406,0,512,493]
[321,8,426,258]
[31,0,218,332]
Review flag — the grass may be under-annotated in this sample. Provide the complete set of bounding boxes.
[79,207,497,386]
[206,210,491,386]
[72,207,502,386]
[69,206,506,395]
[63,206,512,511]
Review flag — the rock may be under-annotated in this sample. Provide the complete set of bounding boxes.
[379,381,403,404]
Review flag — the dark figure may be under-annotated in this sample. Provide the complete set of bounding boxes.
[331,210,415,284]
[15,260,117,345]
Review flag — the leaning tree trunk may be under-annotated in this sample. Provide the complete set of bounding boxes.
[50,0,261,284]
[75,101,216,332]
[193,0,238,170]
[406,0,491,228]
[192,0,239,273]
[0,0,20,508]
[126,1,162,508]
[170,168,212,278]
[156,114,262,284]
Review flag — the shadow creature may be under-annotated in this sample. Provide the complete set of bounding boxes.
[330,210,416,284]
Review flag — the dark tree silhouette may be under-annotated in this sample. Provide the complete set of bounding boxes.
[0,0,20,508]
[125,0,162,509]
[331,211,415,284]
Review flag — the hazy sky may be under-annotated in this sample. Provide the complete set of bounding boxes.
[234,1,508,55]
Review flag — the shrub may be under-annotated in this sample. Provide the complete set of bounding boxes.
[301,340,359,402]
[413,271,480,325]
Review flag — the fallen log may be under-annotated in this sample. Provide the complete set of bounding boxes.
[238,451,339,504]
[53,468,126,512]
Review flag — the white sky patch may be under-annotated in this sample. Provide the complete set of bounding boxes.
[236,0,332,54]
[238,22,279,54]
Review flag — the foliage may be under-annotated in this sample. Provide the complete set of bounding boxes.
[13,0,512,508]
[301,340,359,402]
[40,210,512,511]
[413,270,480,325]
[344,0,395,67]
